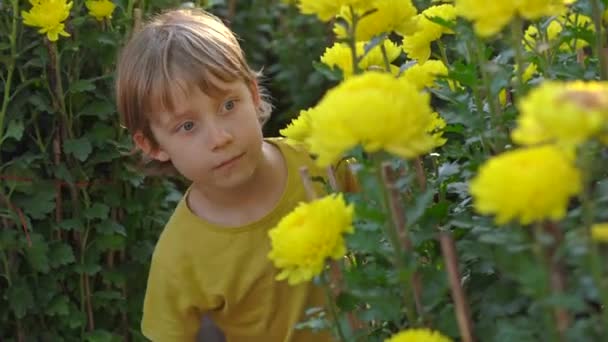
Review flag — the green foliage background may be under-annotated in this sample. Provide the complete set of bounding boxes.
[0,0,326,340]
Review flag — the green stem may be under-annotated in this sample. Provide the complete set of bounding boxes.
[1,249,11,286]
[580,148,608,333]
[348,6,360,75]
[437,40,450,66]
[380,43,391,72]
[591,0,608,80]
[465,39,492,155]
[0,0,19,151]
[530,225,561,342]
[49,42,71,140]
[511,16,525,97]
[321,273,347,342]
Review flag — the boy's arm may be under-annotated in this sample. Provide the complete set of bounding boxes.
[142,257,203,342]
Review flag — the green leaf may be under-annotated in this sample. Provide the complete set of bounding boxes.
[80,101,115,119]
[68,79,96,94]
[7,281,35,319]
[26,233,50,273]
[18,183,55,220]
[46,295,70,316]
[49,242,76,268]
[58,218,84,231]
[84,203,110,220]
[97,219,127,236]
[64,137,93,161]
[84,330,117,342]
[3,120,24,142]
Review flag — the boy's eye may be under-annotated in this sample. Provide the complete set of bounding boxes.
[180,121,195,132]
[224,99,236,111]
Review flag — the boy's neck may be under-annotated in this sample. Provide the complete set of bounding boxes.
[187,141,287,227]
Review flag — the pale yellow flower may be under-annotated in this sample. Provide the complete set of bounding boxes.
[306,72,442,166]
[455,0,570,37]
[524,14,594,52]
[85,0,116,21]
[280,108,314,146]
[402,4,456,63]
[334,0,418,41]
[400,60,448,90]
[512,81,608,147]
[268,194,354,285]
[22,0,72,42]
[320,40,401,78]
[591,223,608,243]
[385,328,453,342]
[298,0,369,21]
[470,145,582,225]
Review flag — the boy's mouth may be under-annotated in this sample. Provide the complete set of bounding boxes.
[213,152,245,170]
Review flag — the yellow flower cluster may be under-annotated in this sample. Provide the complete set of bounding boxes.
[86,0,116,21]
[499,63,538,106]
[470,145,581,225]
[298,0,369,21]
[267,194,354,285]
[523,13,594,52]
[333,0,419,41]
[591,223,608,243]
[282,72,446,166]
[385,328,453,342]
[320,40,402,78]
[400,60,448,90]
[402,4,457,63]
[512,81,608,148]
[22,0,73,42]
[455,0,571,37]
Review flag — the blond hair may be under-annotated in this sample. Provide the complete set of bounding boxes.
[115,8,272,152]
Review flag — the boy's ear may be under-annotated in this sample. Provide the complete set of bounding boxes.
[249,80,261,107]
[133,131,170,162]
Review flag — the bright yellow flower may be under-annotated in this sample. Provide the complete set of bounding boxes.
[402,4,456,63]
[524,14,594,52]
[455,0,569,37]
[298,0,369,21]
[22,0,72,42]
[85,0,116,21]
[280,108,313,146]
[334,0,418,41]
[268,194,354,285]
[499,63,538,106]
[512,81,608,147]
[470,145,582,225]
[385,328,453,342]
[428,112,448,147]
[400,60,448,90]
[306,72,441,166]
[591,223,608,243]
[320,40,401,78]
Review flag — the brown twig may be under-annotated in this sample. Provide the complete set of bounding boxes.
[380,163,425,318]
[439,233,475,342]
[414,158,427,191]
[543,222,570,337]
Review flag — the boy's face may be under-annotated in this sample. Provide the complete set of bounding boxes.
[137,78,264,190]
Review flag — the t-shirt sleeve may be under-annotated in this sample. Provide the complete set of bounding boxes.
[141,256,203,342]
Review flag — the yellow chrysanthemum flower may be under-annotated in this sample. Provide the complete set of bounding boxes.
[428,112,448,148]
[385,328,453,342]
[400,60,448,90]
[280,108,313,146]
[334,0,418,41]
[470,145,582,225]
[591,223,608,243]
[298,0,369,21]
[306,72,442,166]
[402,4,456,63]
[455,0,569,37]
[320,40,401,78]
[524,14,594,52]
[499,63,538,106]
[268,194,354,285]
[22,0,73,42]
[512,81,608,147]
[85,0,116,21]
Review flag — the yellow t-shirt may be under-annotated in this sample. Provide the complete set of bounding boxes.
[141,138,350,341]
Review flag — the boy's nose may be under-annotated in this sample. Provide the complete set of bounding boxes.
[207,124,233,151]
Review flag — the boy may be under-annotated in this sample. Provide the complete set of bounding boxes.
[115,8,346,342]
